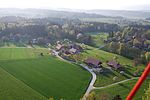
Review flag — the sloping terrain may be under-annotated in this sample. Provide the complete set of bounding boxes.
[93,79,150,100]
[0,48,91,100]
[0,67,47,100]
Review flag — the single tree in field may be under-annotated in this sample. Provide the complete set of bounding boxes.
[141,53,146,64]
[86,92,96,100]
[118,43,126,55]
[108,32,114,38]
[112,95,122,100]
[113,76,118,82]
[40,53,44,56]
[133,58,141,67]
[100,93,110,100]
[113,56,118,62]
[143,82,150,100]
[145,52,150,63]
[49,97,54,100]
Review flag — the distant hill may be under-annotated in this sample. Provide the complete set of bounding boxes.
[146,17,150,20]
[125,4,150,11]
[1,8,150,19]
[55,8,150,19]
[86,10,150,19]
[0,8,107,19]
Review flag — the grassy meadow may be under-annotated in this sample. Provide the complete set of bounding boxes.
[91,32,108,48]
[0,48,91,100]
[93,78,150,100]
[0,48,49,60]
[0,67,47,100]
[79,46,146,86]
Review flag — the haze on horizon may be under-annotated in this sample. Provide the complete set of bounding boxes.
[0,0,150,11]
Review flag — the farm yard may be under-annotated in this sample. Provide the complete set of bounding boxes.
[53,42,149,100]
[66,45,146,87]
[83,46,146,87]
[0,48,91,100]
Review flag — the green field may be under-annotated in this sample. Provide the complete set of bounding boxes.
[0,48,49,60]
[0,48,91,100]
[85,32,108,48]
[0,67,47,100]
[91,33,108,47]
[0,42,26,47]
[80,46,145,87]
[93,78,150,100]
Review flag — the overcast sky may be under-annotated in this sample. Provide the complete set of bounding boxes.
[0,0,150,10]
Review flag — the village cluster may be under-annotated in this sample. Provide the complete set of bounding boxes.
[50,40,124,74]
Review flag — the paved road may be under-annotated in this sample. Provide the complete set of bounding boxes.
[79,64,96,100]
[50,49,141,100]
[51,49,96,100]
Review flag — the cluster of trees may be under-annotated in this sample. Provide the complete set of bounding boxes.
[102,41,141,58]
[102,26,150,64]
[86,92,123,100]
[79,22,119,33]
[0,16,119,46]
[86,92,96,100]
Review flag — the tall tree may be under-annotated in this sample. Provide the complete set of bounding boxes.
[86,92,96,100]
[145,52,150,63]
[143,82,150,100]
[112,95,122,100]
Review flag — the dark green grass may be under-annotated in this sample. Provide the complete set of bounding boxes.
[0,48,91,100]
[0,67,47,100]
[93,79,150,100]
[82,46,134,64]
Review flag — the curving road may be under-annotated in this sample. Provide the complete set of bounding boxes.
[79,64,96,100]
[51,49,97,100]
[51,49,141,100]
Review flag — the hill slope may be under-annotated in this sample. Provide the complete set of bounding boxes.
[0,48,91,100]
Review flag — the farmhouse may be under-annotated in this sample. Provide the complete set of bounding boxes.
[107,60,122,70]
[76,33,83,39]
[56,42,83,55]
[56,44,64,51]
[32,39,38,44]
[85,57,102,68]
[64,51,71,55]
[69,44,83,52]
[69,48,77,54]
